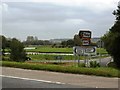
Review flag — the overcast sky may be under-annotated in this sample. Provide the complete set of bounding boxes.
[1,0,119,41]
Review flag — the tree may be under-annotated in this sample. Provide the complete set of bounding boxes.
[61,41,67,47]
[66,39,74,47]
[1,36,7,56]
[10,38,26,62]
[26,36,34,42]
[61,39,74,47]
[102,2,120,68]
[74,34,82,46]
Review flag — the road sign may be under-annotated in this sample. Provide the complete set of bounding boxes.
[82,38,91,46]
[79,30,91,38]
[85,47,96,53]
[79,30,91,46]
[73,46,96,56]
[73,46,84,55]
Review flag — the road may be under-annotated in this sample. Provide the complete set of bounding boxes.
[1,67,119,88]
[2,76,82,88]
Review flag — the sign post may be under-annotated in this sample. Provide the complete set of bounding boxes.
[97,40,104,65]
[73,46,97,67]
[73,30,97,67]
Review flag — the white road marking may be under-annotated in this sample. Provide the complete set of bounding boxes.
[0,75,65,85]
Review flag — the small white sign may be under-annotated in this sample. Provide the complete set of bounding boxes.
[85,47,96,53]
[73,46,84,55]
[73,46,96,56]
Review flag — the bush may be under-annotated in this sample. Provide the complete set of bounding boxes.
[90,61,100,68]
[78,63,85,67]
[10,38,26,62]
[107,62,117,68]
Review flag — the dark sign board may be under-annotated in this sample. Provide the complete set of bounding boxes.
[79,30,92,46]
[79,30,91,38]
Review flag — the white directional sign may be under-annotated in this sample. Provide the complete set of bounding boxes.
[73,46,96,56]
[85,47,96,53]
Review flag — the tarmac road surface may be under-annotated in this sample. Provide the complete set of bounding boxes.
[1,67,119,88]
[2,76,84,88]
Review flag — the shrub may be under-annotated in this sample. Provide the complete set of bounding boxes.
[90,61,100,68]
[78,63,85,67]
[107,62,117,68]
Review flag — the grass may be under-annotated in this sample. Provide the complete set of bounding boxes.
[27,54,84,60]
[4,46,108,55]
[27,54,109,60]
[1,61,120,77]
[25,46,108,54]
[25,46,73,53]
[25,46,108,60]
[97,48,108,54]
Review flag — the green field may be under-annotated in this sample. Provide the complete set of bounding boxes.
[27,54,108,61]
[25,46,108,54]
[3,46,109,60]
[27,54,84,60]
[25,46,73,53]
[25,46,108,60]
[5,45,108,54]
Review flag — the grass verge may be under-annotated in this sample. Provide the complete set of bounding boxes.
[1,61,119,77]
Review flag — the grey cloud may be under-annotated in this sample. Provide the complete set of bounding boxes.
[3,2,108,23]
[2,2,116,40]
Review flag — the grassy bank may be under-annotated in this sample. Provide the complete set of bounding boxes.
[1,61,119,77]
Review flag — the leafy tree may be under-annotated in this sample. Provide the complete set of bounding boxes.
[23,36,52,45]
[73,34,82,46]
[61,39,74,47]
[102,2,120,68]
[66,39,74,47]
[61,41,67,47]
[1,36,7,56]
[10,38,26,62]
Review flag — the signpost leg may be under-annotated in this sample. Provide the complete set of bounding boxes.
[78,55,80,67]
[84,55,86,66]
[86,55,88,67]
[99,48,101,65]
[74,54,77,66]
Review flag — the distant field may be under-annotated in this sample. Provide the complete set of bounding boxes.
[25,46,108,54]
[25,46,108,60]
[3,46,108,60]
[25,46,72,53]
[27,54,109,60]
